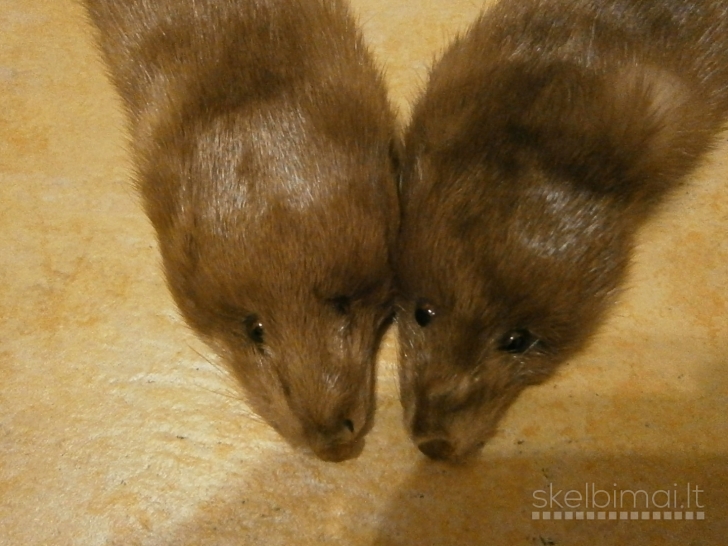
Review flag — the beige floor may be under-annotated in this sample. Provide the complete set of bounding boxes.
[1,0,727,544]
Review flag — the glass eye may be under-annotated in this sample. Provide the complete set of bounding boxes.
[414,303,436,327]
[498,329,537,354]
[245,316,265,344]
[330,295,351,315]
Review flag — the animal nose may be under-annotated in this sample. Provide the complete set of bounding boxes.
[418,439,455,460]
[315,416,358,444]
[315,436,365,462]
[331,417,356,440]
[311,417,364,462]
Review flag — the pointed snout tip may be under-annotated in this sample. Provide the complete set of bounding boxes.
[417,438,455,461]
[415,437,487,464]
[313,436,366,462]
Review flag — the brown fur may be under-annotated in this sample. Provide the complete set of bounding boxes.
[397,0,728,461]
[85,0,400,461]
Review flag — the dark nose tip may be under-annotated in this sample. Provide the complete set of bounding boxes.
[317,417,356,438]
[418,439,455,461]
[312,418,364,462]
[333,417,356,441]
[315,436,365,462]
[312,416,357,444]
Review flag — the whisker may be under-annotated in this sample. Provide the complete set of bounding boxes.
[193,381,245,402]
[187,343,233,380]
[238,407,266,425]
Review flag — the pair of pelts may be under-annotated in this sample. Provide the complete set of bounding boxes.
[86,0,728,462]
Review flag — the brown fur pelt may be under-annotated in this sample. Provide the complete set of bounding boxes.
[85,0,400,462]
[396,0,728,461]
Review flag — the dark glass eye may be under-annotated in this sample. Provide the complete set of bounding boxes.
[245,316,265,344]
[498,329,537,354]
[414,303,436,327]
[330,295,351,315]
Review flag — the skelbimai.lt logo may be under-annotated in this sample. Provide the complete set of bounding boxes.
[532,482,705,521]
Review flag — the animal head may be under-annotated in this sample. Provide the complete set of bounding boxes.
[393,13,722,458]
[144,96,399,461]
[395,147,635,460]
[393,57,679,461]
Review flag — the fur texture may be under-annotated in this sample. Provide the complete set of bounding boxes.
[397,0,728,461]
[85,0,400,461]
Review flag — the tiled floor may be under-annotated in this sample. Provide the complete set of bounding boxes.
[1,0,726,544]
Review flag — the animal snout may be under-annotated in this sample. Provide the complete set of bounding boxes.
[327,416,357,442]
[312,414,360,442]
[417,438,455,461]
[305,412,368,461]
[311,417,365,462]
[411,404,457,460]
[411,402,446,439]
[315,436,365,462]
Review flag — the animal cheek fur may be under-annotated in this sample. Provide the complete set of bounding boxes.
[225,349,307,444]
